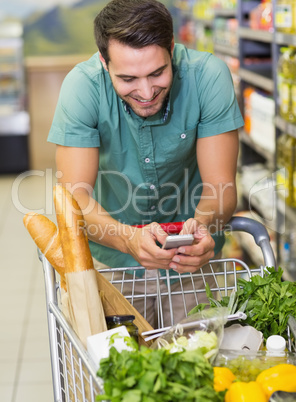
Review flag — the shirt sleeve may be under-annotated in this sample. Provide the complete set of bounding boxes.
[47,66,101,147]
[196,55,244,138]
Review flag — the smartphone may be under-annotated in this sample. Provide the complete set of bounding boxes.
[162,234,194,249]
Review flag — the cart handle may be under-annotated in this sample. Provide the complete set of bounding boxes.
[134,216,276,268]
[227,216,276,269]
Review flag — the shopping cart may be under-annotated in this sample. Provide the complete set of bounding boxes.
[39,216,295,402]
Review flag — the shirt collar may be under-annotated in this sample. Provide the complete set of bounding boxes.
[121,96,170,123]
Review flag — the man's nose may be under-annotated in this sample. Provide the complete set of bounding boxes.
[138,79,154,100]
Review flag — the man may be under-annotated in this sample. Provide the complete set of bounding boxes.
[48,0,243,326]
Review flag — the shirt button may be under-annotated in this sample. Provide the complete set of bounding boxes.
[181,133,186,139]
[145,158,150,163]
[150,184,155,190]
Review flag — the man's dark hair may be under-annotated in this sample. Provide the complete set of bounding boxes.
[94,0,173,65]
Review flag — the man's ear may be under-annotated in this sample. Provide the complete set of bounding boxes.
[171,37,175,56]
[99,52,108,71]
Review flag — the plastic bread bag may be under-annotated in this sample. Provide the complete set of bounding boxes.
[151,307,228,363]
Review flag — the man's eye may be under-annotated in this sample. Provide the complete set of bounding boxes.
[151,71,163,77]
[122,78,134,83]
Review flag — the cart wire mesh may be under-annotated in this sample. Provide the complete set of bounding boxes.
[42,250,291,402]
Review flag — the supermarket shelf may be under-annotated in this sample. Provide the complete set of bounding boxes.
[275,115,296,138]
[282,268,296,282]
[239,129,274,164]
[232,231,264,268]
[238,67,273,92]
[277,195,296,225]
[195,18,213,28]
[213,8,237,18]
[213,43,239,58]
[275,32,296,46]
[242,189,272,223]
[238,27,273,43]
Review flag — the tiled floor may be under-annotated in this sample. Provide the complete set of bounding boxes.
[0,173,56,401]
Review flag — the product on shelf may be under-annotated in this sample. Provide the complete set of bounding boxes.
[193,0,214,20]
[249,90,275,152]
[277,46,296,123]
[250,0,273,31]
[276,132,296,207]
[275,0,296,34]
[213,17,238,48]
[243,87,255,134]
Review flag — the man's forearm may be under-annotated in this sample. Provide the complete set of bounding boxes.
[194,182,237,234]
[71,189,136,253]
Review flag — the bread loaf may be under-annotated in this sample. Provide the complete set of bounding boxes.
[23,212,66,289]
[53,184,94,273]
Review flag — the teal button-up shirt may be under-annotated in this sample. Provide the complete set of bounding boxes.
[48,44,244,269]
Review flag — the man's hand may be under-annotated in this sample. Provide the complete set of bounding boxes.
[168,218,215,273]
[126,222,177,270]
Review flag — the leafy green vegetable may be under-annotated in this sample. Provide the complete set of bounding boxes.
[96,344,224,401]
[160,330,218,359]
[189,267,296,341]
[235,267,296,340]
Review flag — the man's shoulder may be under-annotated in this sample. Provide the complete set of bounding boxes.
[173,43,225,73]
[67,52,106,83]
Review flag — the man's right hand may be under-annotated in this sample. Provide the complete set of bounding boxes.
[125,222,177,270]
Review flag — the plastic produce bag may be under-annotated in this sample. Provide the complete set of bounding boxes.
[151,307,227,363]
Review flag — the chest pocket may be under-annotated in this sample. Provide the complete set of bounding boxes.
[157,127,197,165]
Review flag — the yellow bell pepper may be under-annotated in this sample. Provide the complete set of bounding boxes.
[256,363,296,399]
[225,381,267,402]
[213,367,236,392]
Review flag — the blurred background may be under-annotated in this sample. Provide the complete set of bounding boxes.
[1,0,296,400]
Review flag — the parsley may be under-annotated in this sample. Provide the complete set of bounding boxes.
[235,267,296,340]
[96,345,224,401]
[190,267,296,341]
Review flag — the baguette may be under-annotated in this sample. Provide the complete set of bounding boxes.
[53,184,94,273]
[23,212,66,289]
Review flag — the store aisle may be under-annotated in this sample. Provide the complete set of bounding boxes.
[0,173,55,402]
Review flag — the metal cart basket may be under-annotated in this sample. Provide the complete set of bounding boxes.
[39,217,295,402]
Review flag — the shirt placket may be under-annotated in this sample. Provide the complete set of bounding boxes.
[138,123,160,222]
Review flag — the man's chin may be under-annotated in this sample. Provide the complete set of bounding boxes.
[127,100,164,118]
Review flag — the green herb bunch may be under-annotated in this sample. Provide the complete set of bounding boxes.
[190,267,296,341]
[96,345,224,402]
[235,267,296,340]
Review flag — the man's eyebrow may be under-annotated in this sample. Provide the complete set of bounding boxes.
[115,64,168,79]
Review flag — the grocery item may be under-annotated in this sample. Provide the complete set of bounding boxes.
[266,335,286,355]
[276,133,296,207]
[243,87,255,134]
[23,185,154,345]
[220,324,263,351]
[53,184,95,273]
[277,47,296,123]
[96,344,224,401]
[275,0,296,34]
[215,349,296,382]
[256,364,296,399]
[213,366,236,392]
[87,326,133,368]
[23,212,66,289]
[225,381,266,402]
[106,315,139,343]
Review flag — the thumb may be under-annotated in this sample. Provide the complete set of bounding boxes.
[148,222,168,246]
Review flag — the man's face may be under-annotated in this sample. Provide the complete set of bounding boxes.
[101,39,174,118]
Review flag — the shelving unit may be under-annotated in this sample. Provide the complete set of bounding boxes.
[173,0,296,280]
[0,21,29,173]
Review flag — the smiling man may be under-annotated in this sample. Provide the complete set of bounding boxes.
[48,0,243,326]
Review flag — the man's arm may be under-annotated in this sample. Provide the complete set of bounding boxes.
[169,130,239,272]
[56,145,176,269]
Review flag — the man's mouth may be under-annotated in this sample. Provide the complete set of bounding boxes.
[131,91,161,104]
